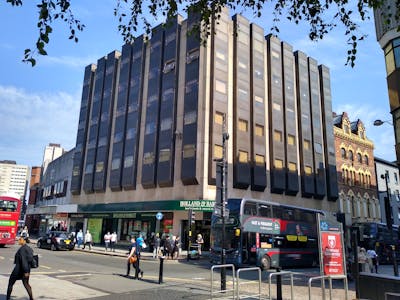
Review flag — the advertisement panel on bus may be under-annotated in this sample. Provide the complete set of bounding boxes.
[0,195,21,246]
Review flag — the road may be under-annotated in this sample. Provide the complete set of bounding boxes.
[0,242,365,299]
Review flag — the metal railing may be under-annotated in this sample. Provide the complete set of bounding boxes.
[211,264,236,299]
[236,267,262,299]
[308,275,348,300]
[268,271,294,300]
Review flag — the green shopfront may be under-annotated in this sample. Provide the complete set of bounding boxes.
[73,199,215,249]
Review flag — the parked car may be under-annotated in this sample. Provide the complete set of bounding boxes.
[37,231,75,251]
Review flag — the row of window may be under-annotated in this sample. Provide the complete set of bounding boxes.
[384,37,400,76]
[42,180,67,199]
[341,169,372,188]
[340,148,369,165]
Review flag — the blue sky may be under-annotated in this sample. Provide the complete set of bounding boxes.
[0,1,394,167]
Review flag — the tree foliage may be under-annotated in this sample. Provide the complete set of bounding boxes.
[5,0,400,67]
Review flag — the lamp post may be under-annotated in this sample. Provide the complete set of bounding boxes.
[373,119,393,126]
[381,173,399,276]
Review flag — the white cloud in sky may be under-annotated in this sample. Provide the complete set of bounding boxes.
[0,85,80,166]
[333,103,396,162]
[40,55,100,69]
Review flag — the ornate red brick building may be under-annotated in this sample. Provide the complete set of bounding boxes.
[333,112,380,229]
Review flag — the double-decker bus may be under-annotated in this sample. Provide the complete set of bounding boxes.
[0,194,21,247]
[210,198,324,270]
[352,222,400,264]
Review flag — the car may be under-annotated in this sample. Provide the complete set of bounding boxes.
[37,231,75,251]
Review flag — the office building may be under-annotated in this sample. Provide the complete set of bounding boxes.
[374,1,400,163]
[42,143,65,176]
[70,9,339,246]
[0,160,29,199]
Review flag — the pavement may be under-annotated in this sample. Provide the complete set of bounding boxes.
[20,238,357,299]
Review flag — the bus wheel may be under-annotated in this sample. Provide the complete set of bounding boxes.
[0,244,5,248]
[261,255,271,270]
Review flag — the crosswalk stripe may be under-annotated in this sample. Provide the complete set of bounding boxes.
[0,256,4,260]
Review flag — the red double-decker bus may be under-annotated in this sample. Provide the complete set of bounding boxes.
[0,194,21,247]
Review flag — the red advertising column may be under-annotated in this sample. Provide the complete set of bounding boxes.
[321,231,344,275]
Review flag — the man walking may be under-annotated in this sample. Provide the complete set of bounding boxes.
[104,232,111,252]
[83,230,92,250]
[110,231,117,252]
[7,237,34,300]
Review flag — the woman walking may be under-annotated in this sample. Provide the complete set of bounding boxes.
[7,236,34,300]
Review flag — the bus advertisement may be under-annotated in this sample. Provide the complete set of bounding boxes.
[210,198,324,270]
[0,194,21,247]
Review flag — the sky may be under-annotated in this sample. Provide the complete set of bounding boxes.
[0,1,395,168]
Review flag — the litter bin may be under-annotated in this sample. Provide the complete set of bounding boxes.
[189,244,199,260]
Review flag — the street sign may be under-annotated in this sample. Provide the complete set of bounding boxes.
[156,212,164,220]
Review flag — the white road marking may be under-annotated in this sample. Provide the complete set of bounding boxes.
[58,269,67,272]
[40,265,51,269]
[56,273,92,278]
[0,256,4,260]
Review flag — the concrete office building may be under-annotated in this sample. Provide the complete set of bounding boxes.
[0,160,29,200]
[70,9,338,246]
[42,143,65,177]
[374,1,400,163]
[375,157,400,227]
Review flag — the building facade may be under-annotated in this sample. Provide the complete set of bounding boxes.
[25,149,76,236]
[0,160,29,200]
[375,157,400,227]
[42,143,65,177]
[333,112,380,237]
[374,1,400,163]
[70,9,339,247]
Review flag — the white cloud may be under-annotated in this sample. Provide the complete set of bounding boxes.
[40,55,100,69]
[0,85,80,166]
[333,103,396,162]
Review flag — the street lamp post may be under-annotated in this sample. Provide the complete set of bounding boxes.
[373,119,393,126]
[381,173,399,276]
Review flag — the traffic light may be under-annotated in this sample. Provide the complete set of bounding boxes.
[188,209,196,225]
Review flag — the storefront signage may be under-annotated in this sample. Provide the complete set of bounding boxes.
[113,213,136,218]
[70,214,85,218]
[242,217,281,234]
[56,213,68,218]
[179,200,214,211]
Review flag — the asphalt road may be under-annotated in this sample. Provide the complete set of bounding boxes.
[0,242,364,299]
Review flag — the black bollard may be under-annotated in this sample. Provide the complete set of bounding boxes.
[276,267,282,300]
[159,256,165,284]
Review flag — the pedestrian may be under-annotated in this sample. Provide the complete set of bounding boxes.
[126,237,143,280]
[83,230,92,250]
[21,226,29,243]
[171,235,178,260]
[196,233,204,256]
[176,235,182,259]
[358,247,369,272]
[6,236,34,300]
[153,233,161,259]
[136,234,144,254]
[76,229,84,248]
[164,235,172,259]
[367,248,379,273]
[104,232,111,252]
[110,231,117,252]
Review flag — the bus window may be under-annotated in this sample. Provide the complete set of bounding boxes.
[272,206,283,219]
[244,202,257,216]
[258,204,271,217]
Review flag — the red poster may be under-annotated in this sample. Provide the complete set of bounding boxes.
[322,232,344,275]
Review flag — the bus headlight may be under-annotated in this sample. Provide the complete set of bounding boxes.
[235,228,241,237]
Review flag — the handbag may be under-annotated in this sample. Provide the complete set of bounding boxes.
[31,254,39,268]
[129,255,137,264]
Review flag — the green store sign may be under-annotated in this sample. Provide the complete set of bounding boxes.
[78,200,215,213]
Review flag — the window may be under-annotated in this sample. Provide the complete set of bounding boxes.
[273,102,281,111]
[184,111,197,125]
[183,144,196,158]
[274,130,282,142]
[85,164,93,174]
[159,149,171,162]
[314,142,322,154]
[215,111,224,125]
[386,170,390,183]
[364,155,369,165]
[163,60,175,73]
[238,151,248,163]
[255,124,264,137]
[341,148,346,159]
[111,158,121,170]
[126,128,136,139]
[215,80,227,94]
[288,162,297,172]
[124,156,134,168]
[287,134,295,146]
[348,150,354,161]
[274,159,283,169]
[357,153,362,163]
[214,145,223,159]
[143,152,154,165]
[145,122,156,135]
[160,118,172,131]
[304,140,311,150]
[185,79,198,94]
[255,154,265,165]
[186,48,200,64]
[114,132,124,143]
[395,173,398,184]
[305,166,312,175]
[238,119,248,132]
[95,162,104,173]
[384,37,400,75]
